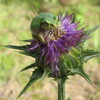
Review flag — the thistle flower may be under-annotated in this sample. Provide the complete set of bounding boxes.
[28,13,87,77]
[6,12,100,99]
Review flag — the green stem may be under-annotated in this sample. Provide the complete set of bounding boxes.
[56,78,66,100]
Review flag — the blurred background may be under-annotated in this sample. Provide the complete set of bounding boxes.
[0,0,100,100]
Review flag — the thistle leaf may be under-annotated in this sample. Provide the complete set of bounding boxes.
[80,50,100,62]
[17,68,44,98]
[70,66,93,85]
[67,98,72,100]
[5,45,27,50]
[41,69,50,80]
[19,51,38,58]
[19,63,37,73]
[85,25,100,36]
[21,39,33,42]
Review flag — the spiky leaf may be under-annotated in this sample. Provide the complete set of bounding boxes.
[41,69,50,79]
[5,45,27,50]
[67,98,72,100]
[19,51,38,58]
[21,39,33,42]
[80,50,100,62]
[85,25,100,36]
[17,68,44,98]
[19,63,37,72]
[70,66,93,85]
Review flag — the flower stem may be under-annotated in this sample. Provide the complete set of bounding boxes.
[56,78,66,100]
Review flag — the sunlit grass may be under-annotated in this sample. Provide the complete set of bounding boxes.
[0,0,99,100]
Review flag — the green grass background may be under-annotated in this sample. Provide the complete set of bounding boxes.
[0,0,100,100]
